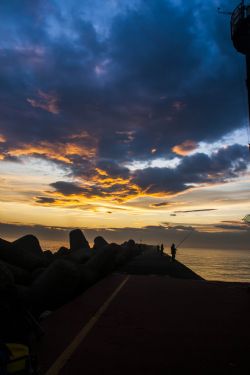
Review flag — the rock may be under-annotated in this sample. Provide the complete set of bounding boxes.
[0,238,12,263]
[43,250,54,260]
[0,261,15,290]
[12,235,43,254]
[31,267,46,282]
[0,237,12,250]
[115,243,140,267]
[67,248,91,264]
[84,243,119,278]
[0,260,31,285]
[69,229,90,251]
[93,236,108,251]
[56,247,70,256]
[0,263,27,342]
[0,237,48,271]
[127,239,136,247]
[30,260,80,312]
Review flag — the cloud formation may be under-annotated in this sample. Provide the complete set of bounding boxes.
[172,140,198,156]
[151,202,169,207]
[174,209,217,214]
[35,196,57,204]
[27,90,59,114]
[131,144,248,196]
[33,143,248,202]
[0,0,248,205]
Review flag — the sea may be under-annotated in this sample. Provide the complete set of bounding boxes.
[41,241,250,283]
[177,248,250,283]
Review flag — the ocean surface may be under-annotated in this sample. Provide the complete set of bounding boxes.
[41,241,250,283]
[176,248,250,283]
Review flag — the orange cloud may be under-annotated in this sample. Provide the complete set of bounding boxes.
[49,167,142,203]
[172,140,197,156]
[94,168,130,187]
[8,139,96,164]
[0,134,6,143]
[27,90,59,114]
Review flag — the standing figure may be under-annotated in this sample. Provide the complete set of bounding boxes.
[160,244,164,256]
[171,243,177,261]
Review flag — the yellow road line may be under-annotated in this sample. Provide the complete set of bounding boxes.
[45,275,130,375]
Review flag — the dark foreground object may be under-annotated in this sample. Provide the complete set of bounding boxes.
[37,275,250,374]
[119,247,203,279]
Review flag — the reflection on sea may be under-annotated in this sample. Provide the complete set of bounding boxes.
[177,248,250,282]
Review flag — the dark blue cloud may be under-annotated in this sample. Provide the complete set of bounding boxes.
[50,181,83,195]
[0,0,247,193]
[35,196,57,204]
[132,144,248,194]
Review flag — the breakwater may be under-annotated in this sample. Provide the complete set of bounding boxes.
[0,228,202,371]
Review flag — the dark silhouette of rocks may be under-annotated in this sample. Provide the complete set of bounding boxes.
[69,229,90,251]
[93,236,108,251]
[43,250,54,262]
[31,267,46,282]
[116,240,140,266]
[0,237,49,271]
[0,237,12,250]
[127,239,136,247]
[67,248,91,264]
[0,260,15,287]
[84,243,120,278]
[30,260,80,312]
[12,234,43,254]
[56,246,70,256]
[0,231,150,319]
[0,230,148,346]
[0,260,31,285]
[0,262,32,343]
[0,238,12,262]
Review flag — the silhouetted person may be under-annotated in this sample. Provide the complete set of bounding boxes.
[160,243,164,256]
[171,243,177,261]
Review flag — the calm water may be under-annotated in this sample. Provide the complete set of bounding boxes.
[176,248,250,282]
[41,241,250,283]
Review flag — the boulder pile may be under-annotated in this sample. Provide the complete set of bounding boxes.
[0,229,144,341]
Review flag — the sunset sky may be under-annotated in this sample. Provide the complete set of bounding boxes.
[0,0,249,249]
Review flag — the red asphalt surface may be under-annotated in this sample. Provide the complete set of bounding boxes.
[38,273,250,374]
